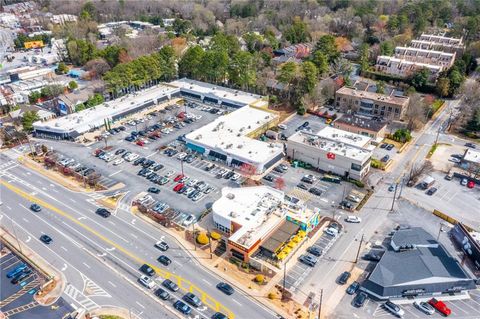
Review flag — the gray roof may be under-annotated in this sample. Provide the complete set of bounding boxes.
[335,114,387,133]
[391,227,436,248]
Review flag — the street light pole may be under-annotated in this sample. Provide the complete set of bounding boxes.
[354,234,364,263]
[317,289,323,319]
[390,183,398,212]
[282,259,288,300]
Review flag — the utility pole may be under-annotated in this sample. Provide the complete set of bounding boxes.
[207,228,213,259]
[390,183,398,212]
[282,259,288,300]
[317,289,323,319]
[354,234,364,263]
[397,175,405,199]
[192,222,196,251]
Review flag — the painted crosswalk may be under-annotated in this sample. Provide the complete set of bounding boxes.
[0,160,17,171]
[81,273,111,298]
[63,284,99,311]
[288,188,312,202]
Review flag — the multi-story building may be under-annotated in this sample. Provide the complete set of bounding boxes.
[412,33,465,55]
[335,86,410,120]
[333,114,387,140]
[286,126,373,180]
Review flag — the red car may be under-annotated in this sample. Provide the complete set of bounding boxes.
[174,174,184,182]
[467,180,475,188]
[173,183,184,192]
[136,140,145,146]
[428,298,451,316]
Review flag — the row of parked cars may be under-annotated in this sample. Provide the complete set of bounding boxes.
[6,263,34,285]
[186,100,229,116]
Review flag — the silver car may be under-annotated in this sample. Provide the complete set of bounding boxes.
[413,301,435,315]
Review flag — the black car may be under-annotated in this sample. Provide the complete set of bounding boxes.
[95,208,111,218]
[133,157,146,166]
[157,255,171,266]
[162,279,179,292]
[363,252,382,262]
[40,234,52,244]
[152,164,164,171]
[386,144,395,151]
[465,142,477,149]
[173,300,192,315]
[183,292,202,307]
[353,292,368,307]
[212,313,228,319]
[30,203,41,212]
[301,176,314,184]
[302,121,309,127]
[309,187,322,196]
[380,143,388,149]
[154,287,170,300]
[224,171,235,179]
[263,175,275,182]
[426,187,437,195]
[115,149,125,155]
[346,281,360,295]
[139,264,156,276]
[338,271,351,285]
[297,183,308,190]
[11,268,32,284]
[307,246,322,257]
[216,282,234,295]
[125,136,135,142]
[148,187,160,194]
[381,155,390,162]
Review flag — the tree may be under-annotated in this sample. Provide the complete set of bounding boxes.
[66,39,96,66]
[448,68,464,95]
[277,62,298,100]
[284,16,311,44]
[80,1,97,21]
[243,32,264,53]
[21,111,39,132]
[68,81,78,90]
[314,35,339,63]
[376,81,385,94]
[411,68,430,89]
[405,93,428,130]
[436,77,450,97]
[97,45,123,67]
[331,58,352,78]
[178,45,205,79]
[56,62,68,74]
[300,61,318,95]
[157,45,177,81]
[359,43,370,73]
[311,51,329,76]
[393,129,412,143]
[41,85,64,99]
[85,58,111,79]
[380,41,394,56]
[228,51,256,91]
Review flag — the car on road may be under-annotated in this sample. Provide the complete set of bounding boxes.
[30,203,41,212]
[139,264,156,276]
[299,254,318,267]
[173,300,192,315]
[384,300,405,317]
[346,281,360,295]
[139,275,155,289]
[307,246,323,257]
[216,282,234,295]
[148,187,160,194]
[465,142,477,148]
[461,178,468,186]
[309,187,322,196]
[154,241,169,251]
[426,187,437,195]
[162,279,179,292]
[212,313,228,319]
[428,298,451,316]
[157,255,172,266]
[413,301,435,315]
[183,292,202,307]
[337,271,351,285]
[40,234,52,244]
[95,208,111,218]
[154,287,170,300]
[11,268,32,284]
[345,216,361,223]
[353,292,368,307]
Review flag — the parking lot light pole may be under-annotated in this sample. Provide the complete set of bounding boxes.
[437,223,447,241]
[317,289,323,319]
[192,222,196,251]
[282,259,288,300]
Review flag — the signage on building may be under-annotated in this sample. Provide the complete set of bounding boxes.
[24,41,44,49]
[402,288,425,296]
[445,286,466,293]
[327,152,335,160]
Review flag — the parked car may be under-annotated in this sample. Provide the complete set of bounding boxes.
[173,183,184,192]
[384,300,405,317]
[162,279,179,292]
[301,174,316,184]
[158,255,172,266]
[139,264,155,276]
[183,214,196,226]
[461,178,468,186]
[139,275,155,289]
[40,234,52,244]
[154,287,170,300]
[345,216,361,223]
[465,142,477,149]
[363,252,382,262]
[11,268,32,284]
[299,254,318,267]
[212,313,228,319]
[263,175,275,182]
[183,292,202,307]
[6,264,28,278]
[428,298,451,316]
[386,144,395,151]
[426,187,438,195]
[346,281,360,295]
[353,292,368,307]
[148,187,160,194]
[380,143,388,149]
[307,246,322,257]
[325,227,339,237]
[347,194,361,203]
[388,184,395,192]
[337,271,351,285]
[30,203,41,212]
[173,300,192,315]
[154,241,169,251]
[278,124,287,130]
[174,174,185,182]
[381,155,390,162]
[413,301,435,315]
[309,187,322,196]
[216,282,234,295]
[297,183,308,190]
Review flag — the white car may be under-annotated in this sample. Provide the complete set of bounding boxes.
[139,275,155,289]
[325,227,339,236]
[192,192,205,202]
[461,178,468,186]
[177,152,187,160]
[231,173,240,181]
[413,301,435,315]
[187,179,198,187]
[449,157,461,163]
[347,194,361,203]
[345,216,362,223]
[104,154,114,162]
[113,158,124,166]
[278,124,287,130]
[384,301,404,317]
[183,214,197,227]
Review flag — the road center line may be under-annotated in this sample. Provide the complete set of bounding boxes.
[82,262,91,269]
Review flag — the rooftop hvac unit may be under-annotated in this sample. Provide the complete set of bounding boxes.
[227,193,235,199]
[229,211,238,217]
[237,133,241,137]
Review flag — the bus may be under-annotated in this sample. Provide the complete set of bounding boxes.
[322,174,341,184]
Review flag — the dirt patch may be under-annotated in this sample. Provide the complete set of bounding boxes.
[429,143,460,172]
[266,285,310,319]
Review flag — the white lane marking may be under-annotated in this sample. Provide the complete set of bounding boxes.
[232,299,242,306]
[78,216,87,220]
[22,217,29,223]
[61,246,68,252]
[173,260,182,266]
[201,279,212,286]
[6,206,12,210]
[108,170,122,177]
[130,233,138,239]
[135,301,145,309]
[131,219,136,225]
[82,262,91,269]
[108,281,117,288]
[25,236,31,243]
[61,263,68,271]
[69,198,77,203]
[146,151,158,159]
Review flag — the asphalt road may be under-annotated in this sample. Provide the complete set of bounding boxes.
[0,151,277,319]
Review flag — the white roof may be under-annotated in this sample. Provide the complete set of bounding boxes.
[288,126,372,162]
[464,148,480,164]
[185,105,283,165]
[33,84,179,134]
[170,78,267,107]
[212,186,286,249]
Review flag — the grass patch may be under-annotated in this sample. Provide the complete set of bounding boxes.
[371,158,385,169]
[427,143,438,158]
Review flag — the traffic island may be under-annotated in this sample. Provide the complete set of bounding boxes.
[86,306,132,319]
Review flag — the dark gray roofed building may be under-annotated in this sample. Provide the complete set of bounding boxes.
[362,227,476,300]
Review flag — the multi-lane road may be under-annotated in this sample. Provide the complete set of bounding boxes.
[0,151,277,319]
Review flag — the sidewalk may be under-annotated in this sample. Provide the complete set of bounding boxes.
[0,227,65,306]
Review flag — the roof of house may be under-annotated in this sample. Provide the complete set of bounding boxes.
[336,86,410,106]
[335,114,387,133]
[463,148,480,164]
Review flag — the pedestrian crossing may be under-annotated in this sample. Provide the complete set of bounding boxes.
[117,203,130,212]
[63,284,99,311]
[288,188,312,202]
[81,274,111,298]
[0,160,17,171]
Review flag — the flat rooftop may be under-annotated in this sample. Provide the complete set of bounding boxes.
[185,105,283,164]
[33,84,179,134]
[170,78,266,107]
[376,56,443,71]
[288,126,372,162]
[335,114,387,132]
[213,186,286,249]
[336,86,409,106]
[395,46,455,58]
[463,148,480,164]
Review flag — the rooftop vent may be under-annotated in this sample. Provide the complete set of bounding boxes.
[226,193,235,200]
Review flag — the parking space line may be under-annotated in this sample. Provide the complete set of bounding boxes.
[454,299,477,313]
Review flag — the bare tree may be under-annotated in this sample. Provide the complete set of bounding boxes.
[405,93,428,131]
[408,161,434,183]
[84,58,111,79]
